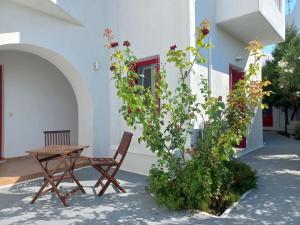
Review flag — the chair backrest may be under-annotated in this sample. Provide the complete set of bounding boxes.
[114,131,133,164]
[44,130,71,146]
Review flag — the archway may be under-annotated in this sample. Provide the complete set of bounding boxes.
[0,44,93,158]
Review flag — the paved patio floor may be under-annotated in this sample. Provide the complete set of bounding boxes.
[0,131,300,225]
[0,156,89,186]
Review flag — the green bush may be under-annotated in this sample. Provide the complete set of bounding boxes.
[147,159,256,215]
[294,124,300,140]
[226,160,257,194]
[147,161,212,211]
[208,160,257,215]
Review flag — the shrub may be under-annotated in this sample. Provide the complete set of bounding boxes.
[147,159,256,215]
[105,20,266,214]
[209,160,257,215]
[147,160,212,211]
[226,160,257,194]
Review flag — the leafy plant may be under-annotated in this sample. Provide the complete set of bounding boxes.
[209,161,256,215]
[226,160,257,194]
[104,20,267,214]
[263,25,300,133]
[104,22,212,174]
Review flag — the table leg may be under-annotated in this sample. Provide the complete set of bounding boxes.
[63,150,86,194]
[31,154,69,207]
[30,180,48,204]
[29,147,87,207]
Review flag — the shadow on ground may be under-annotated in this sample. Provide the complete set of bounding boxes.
[0,131,300,225]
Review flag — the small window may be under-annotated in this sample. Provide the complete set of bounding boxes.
[135,57,160,98]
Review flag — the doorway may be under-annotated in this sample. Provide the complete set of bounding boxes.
[0,65,2,159]
[229,65,246,148]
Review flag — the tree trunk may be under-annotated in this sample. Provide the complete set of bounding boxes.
[291,105,297,121]
[284,107,289,135]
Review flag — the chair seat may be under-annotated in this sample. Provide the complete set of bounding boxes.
[90,158,118,166]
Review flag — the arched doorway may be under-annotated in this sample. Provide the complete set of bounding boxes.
[0,44,93,158]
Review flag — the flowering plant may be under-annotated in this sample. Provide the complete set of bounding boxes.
[104,22,211,172]
[104,23,269,212]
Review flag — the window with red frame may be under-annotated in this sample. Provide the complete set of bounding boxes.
[135,56,160,102]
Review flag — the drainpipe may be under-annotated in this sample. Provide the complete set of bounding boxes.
[208,37,212,93]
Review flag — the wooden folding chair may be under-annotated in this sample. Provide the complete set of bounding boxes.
[43,130,72,182]
[89,131,133,196]
[44,130,71,146]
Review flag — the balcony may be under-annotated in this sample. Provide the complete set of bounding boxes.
[216,0,285,45]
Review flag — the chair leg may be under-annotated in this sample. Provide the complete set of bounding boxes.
[98,180,111,196]
[97,168,126,195]
[97,176,126,195]
[95,177,104,188]
[111,178,126,193]
[95,166,112,187]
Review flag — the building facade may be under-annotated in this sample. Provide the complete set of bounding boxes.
[263,0,299,132]
[0,0,285,174]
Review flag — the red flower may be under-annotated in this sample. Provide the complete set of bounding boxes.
[110,42,119,48]
[129,80,136,87]
[200,20,210,36]
[123,41,131,47]
[110,65,116,71]
[201,28,210,35]
[128,63,136,72]
[170,45,177,50]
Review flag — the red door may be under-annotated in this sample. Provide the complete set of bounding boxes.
[0,65,2,159]
[229,65,246,148]
[263,107,273,127]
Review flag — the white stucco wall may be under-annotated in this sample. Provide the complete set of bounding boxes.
[264,106,285,131]
[108,0,266,174]
[264,106,300,131]
[108,0,194,174]
[216,0,285,45]
[0,0,284,174]
[0,50,78,158]
[195,0,264,152]
[0,0,110,157]
[272,107,286,131]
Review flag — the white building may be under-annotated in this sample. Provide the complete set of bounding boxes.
[0,0,285,174]
[263,1,300,132]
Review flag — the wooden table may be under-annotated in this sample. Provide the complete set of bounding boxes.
[27,145,89,207]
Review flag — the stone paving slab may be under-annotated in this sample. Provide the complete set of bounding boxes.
[0,131,299,225]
